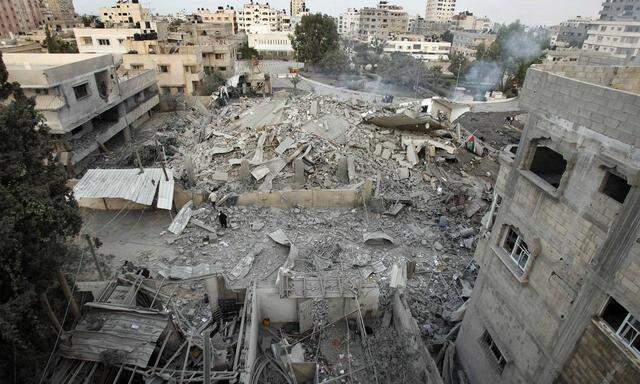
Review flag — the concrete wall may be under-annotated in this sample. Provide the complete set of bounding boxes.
[122,50,204,95]
[235,188,366,209]
[458,64,640,384]
[74,28,137,54]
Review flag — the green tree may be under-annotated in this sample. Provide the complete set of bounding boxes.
[449,52,469,80]
[441,30,454,43]
[289,74,301,93]
[237,43,259,60]
[0,52,82,383]
[318,48,350,74]
[200,71,226,96]
[291,14,339,65]
[43,28,78,53]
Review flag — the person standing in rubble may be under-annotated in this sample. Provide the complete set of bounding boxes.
[219,210,228,229]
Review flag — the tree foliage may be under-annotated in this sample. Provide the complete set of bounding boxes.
[200,70,226,96]
[44,28,78,53]
[449,52,469,79]
[441,30,454,43]
[237,43,260,60]
[318,49,350,74]
[291,14,339,65]
[0,52,81,383]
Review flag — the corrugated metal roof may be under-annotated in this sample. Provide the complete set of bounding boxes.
[74,168,174,210]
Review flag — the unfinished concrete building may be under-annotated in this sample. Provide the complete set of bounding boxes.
[457,63,640,383]
[3,53,159,170]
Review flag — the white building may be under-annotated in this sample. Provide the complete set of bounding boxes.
[237,2,290,33]
[425,0,457,22]
[74,27,167,54]
[384,37,451,61]
[582,20,640,58]
[290,0,307,16]
[248,28,294,59]
[99,0,151,27]
[3,53,159,168]
[338,8,361,38]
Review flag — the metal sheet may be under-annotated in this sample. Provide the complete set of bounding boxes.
[157,169,174,210]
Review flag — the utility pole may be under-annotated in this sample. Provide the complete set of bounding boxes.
[84,234,105,280]
[156,134,169,181]
[57,271,81,319]
[134,141,144,174]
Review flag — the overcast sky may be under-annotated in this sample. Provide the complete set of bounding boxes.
[75,0,604,26]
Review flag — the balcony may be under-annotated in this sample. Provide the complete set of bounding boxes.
[118,69,157,99]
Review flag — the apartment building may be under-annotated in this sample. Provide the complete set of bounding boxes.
[290,0,307,17]
[74,27,165,54]
[582,20,640,58]
[99,0,150,27]
[425,0,457,22]
[452,30,497,58]
[248,28,294,59]
[551,16,598,48]
[408,15,429,36]
[194,6,237,33]
[356,1,409,40]
[0,0,45,37]
[600,0,640,21]
[40,0,76,27]
[237,2,289,33]
[338,8,360,38]
[383,36,451,61]
[3,53,158,168]
[457,62,640,384]
[121,45,205,96]
[451,11,495,32]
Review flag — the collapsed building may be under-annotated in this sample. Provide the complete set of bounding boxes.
[457,63,640,383]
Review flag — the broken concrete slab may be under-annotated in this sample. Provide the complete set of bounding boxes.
[269,229,291,246]
[168,201,193,235]
[337,157,349,183]
[363,231,395,245]
[275,136,295,155]
[190,218,217,233]
[301,114,350,144]
[293,158,305,186]
[399,168,410,179]
[381,148,392,160]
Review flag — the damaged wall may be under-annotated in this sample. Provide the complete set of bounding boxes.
[235,187,368,209]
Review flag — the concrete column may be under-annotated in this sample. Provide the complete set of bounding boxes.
[239,159,252,184]
[293,158,305,187]
[123,125,132,143]
[337,156,349,184]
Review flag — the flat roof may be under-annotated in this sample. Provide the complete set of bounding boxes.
[3,53,113,70]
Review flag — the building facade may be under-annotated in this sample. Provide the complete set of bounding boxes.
[248,30,294,59]
[552,16,598,48]
[290,0,306,17]
[582,20,640,58]
[425,0,457,22]
[451,11,494,32]
[457,62,640,384]
[356,1,408,40]
[383,37,451,61]
[99,0,150,27]
[451,31,497,58]
[600,0,640,21]
[338,8,360,38]
[408,15,429,36]
[40,0,76,26]
[3,53,159,168]
[194,6,237,33]
[0,0,46,37]
[237,2,289,33]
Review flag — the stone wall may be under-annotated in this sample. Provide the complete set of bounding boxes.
[557,321,640,384]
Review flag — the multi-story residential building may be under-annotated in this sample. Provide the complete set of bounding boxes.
[425,0,457,22]
[451,11,495,32]
[290,0,307,16]
[0,0,46,37]
[451,30,497,58]
[600,0,640,21]
[457,61,640,384]
[582,20,640,58]
[408,15,429,36]
[98,0,150,27]
[3,53,159,169]
[248,28,294,59]
[338,8,360,38]
[356,1,409,40]
[121,45,205,96]
[237,2,289,33]
[40,0,75,27]
[195,6,237,33]
[551,16,598,48]
[74,26,167,54]
[383,36,451,61]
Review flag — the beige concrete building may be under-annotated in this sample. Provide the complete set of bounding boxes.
[99,0,150,27]
[0,0,45,37]
[194,6,237,33]
[451,11,495,32]
[452,30,497,58]
[74,27,159,54]
[425,0,457,22]
[122,45,205,96]
[41,0,76,27]
[383,36,451,61]
[3,53,159,168]
[290,0,306,16]
[237,2,290,33]
[457,62,640,384]
[356,1,409,41]
[582,20,640,59]
[338,8,361,38]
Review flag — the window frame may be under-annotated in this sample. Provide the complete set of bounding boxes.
[72,82,90,101]
[599,170,630,204]
[97,38,111,46]
[601,297,640,357]
[479,330,507,374]
[502,227,531,275]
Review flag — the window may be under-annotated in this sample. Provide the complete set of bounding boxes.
[97,38,110,46]
[73,83,89,100]
[601,171,630,204]
[80,36,92,45]
[158,65,169,73]
[131,64,144,70]
[529,146,567,189]
[502,227,530,275]
[480,330,507,374]
[601,297,640,356]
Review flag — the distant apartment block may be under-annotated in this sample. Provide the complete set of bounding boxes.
[99,0,150,27]
[452,30,497,58]
[194,6,237,33]
[457,61,640,384]
[408,15,428,36]
[74,26,167,54]
[237,2,290,33]
[425,0,457,22]
[451,11,495,32]
[356,1,409,40]
[551,16,598,48]
[248,29,294,59]
[582,20,640,58]
[41,0,76,27]
[290,0,307,16]
[3,53,159,169]
[338,8,360,38]
[383,36,451,61]
[600,0,640,21]
[0,0,46,37]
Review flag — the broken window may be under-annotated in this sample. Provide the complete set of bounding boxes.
[480,330,507,374]
[601,297,640,355]
[502,227,530,275]
[73,83,89,100]
[601,171,630,204]
[528,145,567,188]
[158,65,169,73]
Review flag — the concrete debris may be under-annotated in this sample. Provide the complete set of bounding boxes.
[363,231,395,245]
[168,200,193,235]
[268,229,291,246]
